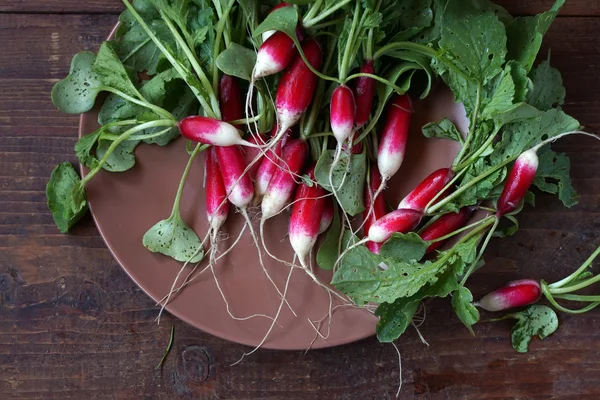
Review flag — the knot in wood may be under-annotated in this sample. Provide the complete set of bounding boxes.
[178,346,211,384]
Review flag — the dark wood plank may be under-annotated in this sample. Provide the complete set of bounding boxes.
[1,11,600,400]
[2,0,600,16]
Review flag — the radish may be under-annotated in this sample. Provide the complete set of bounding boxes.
[475,279,542,312]
[330,84,356,144]
[261,3,291,42]
[398,168,454,213]
[496,131,600,216]
[367,209,422,244]
[319,197,334,234]
[420,208,472,254]
[215,145,254,208]
[219,74,243,126]
[289,165,327,267]
[273,38,322,141]
[254,126,290,198]
[216,144,294,313]
[241,133,267,181]
[261,139,308,219]
[253,27,303,80]
[205,147,229,232]
[377,94,413,185]
[363,164,387,254]
[179,116,258,147]
[353,59,376,128]
[496,149,538,216]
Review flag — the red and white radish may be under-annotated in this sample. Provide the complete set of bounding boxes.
[253,29,302,80]
[496,149,538,216]
[353,59,376,129]
[319,197,334,234]
[330,84,356,144]
[289,165,327,266]
[261,139,308,219]
[363,164,387,254]
[215,145,255,208]
[420,207,472,254]
[398,168,454,213]
[274,38,322,141]
[476,279,542,312]
[219,74,243,126]
[367,208,422,244]
[179,116,258,148]
[261,3,291,42]
[496,131,600,216]
[205,147,229,232]
[377,94,413,183]
[254,126,290,198]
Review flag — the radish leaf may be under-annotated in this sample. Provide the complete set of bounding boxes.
[491,109,579,165]
[143,214,204,263]
[93,42,141,98]
[505,0,565,72]
[439,0,507,86]
[380,232,428,263]
[315,150,367,216]
[46,163,89,233]
[333,235,478,305]
[75,129,103,169]
[527,57,566,111]
[96,138,140,172]
[507,305,558,353]
[532,147,578,207]
[422,118,462,142]
[375,253,466,342]
[316,208,341,271]
[51,52,103,114]
[481,64,516,119]
[375,299,420,342]
[216,43,257,81]
[452,286,480,335]
[253,6,298,38]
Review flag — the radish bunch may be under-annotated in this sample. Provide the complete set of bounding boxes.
[48,0,600,358]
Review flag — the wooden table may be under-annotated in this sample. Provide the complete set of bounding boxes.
[1,1,599,398]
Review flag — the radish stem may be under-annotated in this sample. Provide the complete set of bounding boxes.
[549,246,600,289]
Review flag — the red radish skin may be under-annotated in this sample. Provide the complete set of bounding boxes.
[367,209,422,244]
[497,149,539,216]
[330,84,356,144]
[353,60,376,128]
[363,164,387,254]
[204,147,229,232]
[219,74,243,125]
[289,166,327,263]
[261,139,308,219]
[262,3,291,42]
[398,168,454,213]
[254,128,290,197]
[215,145,254,208]
[420,208,472,253]
[241,133,267,180]
[179,116,256,147]
[378,94,413,181]
[319,197,334,234]
[274,38,322,139]
[476,279,542,312]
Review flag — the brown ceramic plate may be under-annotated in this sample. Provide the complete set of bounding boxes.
[79,77,465,350]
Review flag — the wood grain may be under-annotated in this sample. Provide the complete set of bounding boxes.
[1,5,600,400]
